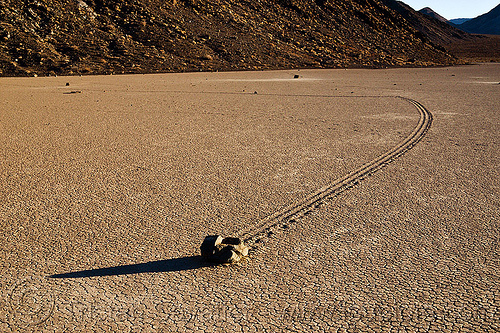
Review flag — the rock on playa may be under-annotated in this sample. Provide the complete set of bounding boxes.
[200,235,249,264]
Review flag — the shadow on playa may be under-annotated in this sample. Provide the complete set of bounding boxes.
[49,256,209,279]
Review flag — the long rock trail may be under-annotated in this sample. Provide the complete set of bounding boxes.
[235,96,433,248]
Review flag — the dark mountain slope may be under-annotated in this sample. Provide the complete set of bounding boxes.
[419,7,447,23]
[380,1,499,62]
[458,4,500,35]
[380,0,473,46]
[0,0,459,76]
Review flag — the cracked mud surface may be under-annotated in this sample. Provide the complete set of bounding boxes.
[1,65,499,332]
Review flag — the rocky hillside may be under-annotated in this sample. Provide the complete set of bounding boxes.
[380,0,473,46]
[383,1,499,62]
[0,0,460,76]
[418,7,447,23]
[457,4,500,35]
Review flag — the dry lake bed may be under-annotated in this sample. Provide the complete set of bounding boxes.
[1,64,499,332]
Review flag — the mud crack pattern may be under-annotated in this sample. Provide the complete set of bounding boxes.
[237,96,432,248]
[8,277,55,329]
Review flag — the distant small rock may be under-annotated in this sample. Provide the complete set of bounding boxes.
[200,54,213,61]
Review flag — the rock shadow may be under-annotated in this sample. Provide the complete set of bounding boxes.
[49,255,209,279]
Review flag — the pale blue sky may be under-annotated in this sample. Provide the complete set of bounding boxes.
[401,0,499,19]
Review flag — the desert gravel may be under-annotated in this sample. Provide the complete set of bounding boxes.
[1,64,499,332]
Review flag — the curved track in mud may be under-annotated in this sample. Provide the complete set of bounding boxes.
[236,96,433,247]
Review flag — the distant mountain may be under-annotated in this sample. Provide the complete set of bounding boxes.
[449,18,471,25]
[381,0,473,45]
[419,7,447,23]
[458,4,500,35]
[383,1,499,63]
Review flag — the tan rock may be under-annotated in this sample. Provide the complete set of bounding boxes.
[200,235,249,264]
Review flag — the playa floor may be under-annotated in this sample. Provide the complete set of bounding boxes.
[1,64,499,332]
